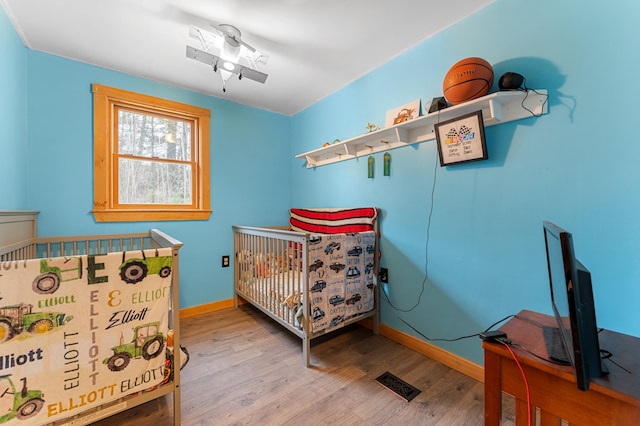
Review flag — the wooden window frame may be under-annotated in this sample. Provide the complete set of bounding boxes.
[92,84,211,222]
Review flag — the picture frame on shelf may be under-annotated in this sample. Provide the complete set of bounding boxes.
[425,96,448,114]
[434,110,488,166]
[385,99,420,128]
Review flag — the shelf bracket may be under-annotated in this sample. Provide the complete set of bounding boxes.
[305,155,316,168]
[489,99,502,122]
[395,127,412,145]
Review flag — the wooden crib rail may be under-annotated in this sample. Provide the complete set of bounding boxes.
[150,228,184,251]
[0,239,37,261]
[233,225,308,242]
[34,232,149,256]
[0,210,39,261]
[233,225,311,356]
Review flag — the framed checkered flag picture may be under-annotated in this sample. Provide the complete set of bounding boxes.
[434,110,488,166]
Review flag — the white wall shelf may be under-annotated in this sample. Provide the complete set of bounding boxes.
[296,89,548,168]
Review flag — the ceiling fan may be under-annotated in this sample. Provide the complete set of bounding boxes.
[186,23,269,92]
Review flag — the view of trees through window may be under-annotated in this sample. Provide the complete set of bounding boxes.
[93,83,210,222]
[117,109,193,205]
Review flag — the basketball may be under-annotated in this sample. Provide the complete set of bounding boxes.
[442,57,493,105]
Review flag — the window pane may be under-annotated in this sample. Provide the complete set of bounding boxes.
[117,109,191,161]
[118,158,192,205]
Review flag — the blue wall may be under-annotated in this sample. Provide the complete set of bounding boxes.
[291,0,640,364]
[0,6,28,208]
[23,50,291,309]
[3,0,639,367]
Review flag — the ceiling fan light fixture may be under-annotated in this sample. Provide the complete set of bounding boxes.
[221,36,240,62]
[187,24,269,92]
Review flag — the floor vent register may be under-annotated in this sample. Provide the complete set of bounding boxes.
[375,371,422,402]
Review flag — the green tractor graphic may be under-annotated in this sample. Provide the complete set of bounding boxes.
[0,303,72,343]
[119,250,172,284]
[0,375,44,422]
[32,257,82,294]
[103,322,165,372]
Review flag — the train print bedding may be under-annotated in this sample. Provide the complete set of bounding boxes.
[0,211,183,425]
[233,207,379,367]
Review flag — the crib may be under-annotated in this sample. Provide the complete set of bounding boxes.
[0,211,182,426]
[233,207,380,367]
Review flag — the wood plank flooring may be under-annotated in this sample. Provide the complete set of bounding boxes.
[91,305,515,425]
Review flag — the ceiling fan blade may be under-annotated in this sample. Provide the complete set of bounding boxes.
[238,66,268,84]
[238,39,257,53]
[186,46,218,67]
[189,25,220,50]
[186,46,268,84]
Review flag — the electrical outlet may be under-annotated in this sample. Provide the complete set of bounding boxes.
[222,255,230,267]
[380,267,388,283]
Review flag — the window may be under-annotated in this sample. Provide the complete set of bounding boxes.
[92,84,211,222]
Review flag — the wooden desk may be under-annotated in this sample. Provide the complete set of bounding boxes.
[483,310,640,425]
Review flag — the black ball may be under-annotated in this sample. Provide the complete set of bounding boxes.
[498,72,524,90]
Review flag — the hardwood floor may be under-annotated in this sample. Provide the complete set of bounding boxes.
[91,305,515,425]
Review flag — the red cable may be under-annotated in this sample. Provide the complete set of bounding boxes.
[499,340,532,426]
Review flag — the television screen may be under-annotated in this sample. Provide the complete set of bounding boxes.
[542,221,607,391]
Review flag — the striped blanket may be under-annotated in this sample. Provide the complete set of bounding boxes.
[289,207,378,234]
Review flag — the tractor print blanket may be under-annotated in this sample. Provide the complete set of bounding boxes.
[0,247,173,425]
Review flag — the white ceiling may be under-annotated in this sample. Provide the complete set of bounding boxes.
[1,0,494,116]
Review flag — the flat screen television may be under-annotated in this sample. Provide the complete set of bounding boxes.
[542,220,607,391]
